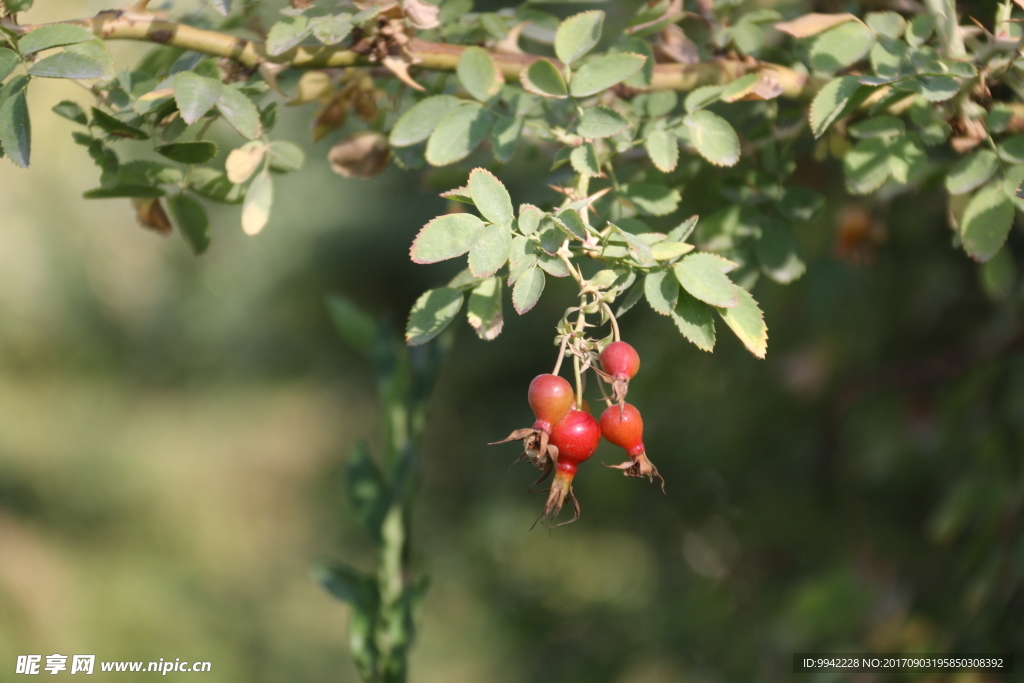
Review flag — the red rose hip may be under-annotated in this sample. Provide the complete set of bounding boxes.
[600,341,640,404]
[600,341,640,380]
[536,409,601,528]
[599,403,665,492]
[528,373,574,432]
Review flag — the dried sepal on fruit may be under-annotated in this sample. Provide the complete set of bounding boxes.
[600,403,665,492]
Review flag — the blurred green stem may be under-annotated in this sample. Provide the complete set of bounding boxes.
[322,298,450,682]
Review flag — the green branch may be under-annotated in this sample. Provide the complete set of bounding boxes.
[4,10,811,97]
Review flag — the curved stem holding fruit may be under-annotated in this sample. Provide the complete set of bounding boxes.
[602,302,621,343]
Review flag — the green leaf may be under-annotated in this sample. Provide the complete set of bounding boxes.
[715,285,767,358]
[512,266,545,314]
[555,10,604,65]
[390,95,463,147]
[346,441,389,540]
[616,281,644,317]
[683,110,739,167]
[843,137,891,194]
[810,21,875,72]
[869,39,909,80]
[809,76,870,138]
[65,40,114,81]
[518,204,543,235]
[468,224,512,277]
[174,72,222,125]
[189,168,243,204]
[268,140,305,173]
[91,108,149,140]
[266,17,310,56]
[674,253,740,308]
[52,100,87,125]
[466,277,504,340]
[620,183,680,216]
[491,115,523,163]
[0,76,30,168]
[945,150,998,195]
[458,46,502,102]
[216,86,262,140]
[538,254,571,278]
[888,134,926,184]
[326,294,376,356]
[406,287,464,345]
[411,213,485,263]
[28,52,104,79]
[959,183,1014,262]
[756,218,805,284]
[18,24,94,55]
[644,128,679,172]
[84,139,118,187]
[156,141,218,164]
[905,15,935,47]
[615,36,654,88]
[612,226,655,264]
[917,75,959,102]
[311,14,354,45]
[520,59,568,98]
[644,269,679,315]
[848,115,905,139]
[650,241,694,261]
[167,193,210,255]
[667,216,699,242]
[241,170,273,235]
[554,209,587,240]
[468,168,513,225]
[570,142,602,176]
[568,53,646,97]
[0,48,19,82]
[118,160,183,186]
[672,293,716,352]
[866,11,906,39]
[577,106,630,138]
[999,135,1024,165]
[684,85,723,113]
[719,74,756,102]
[312,562,378,609]
[83,185,164,198]
[778,187,824,222]
[646,90,678,117]
[507,252,538,286]
[425,103,494,166]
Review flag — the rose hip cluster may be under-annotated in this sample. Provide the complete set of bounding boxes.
[491,341,664,529]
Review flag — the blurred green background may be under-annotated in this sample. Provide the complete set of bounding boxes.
[1,1,1022,681]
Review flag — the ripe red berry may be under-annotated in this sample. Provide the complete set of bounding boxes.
[599,403,665,492]
[536,409,601,529]
[528,373,574,432]
[549,409,601,472]
[599,403,645,456]
[600,341,640,381]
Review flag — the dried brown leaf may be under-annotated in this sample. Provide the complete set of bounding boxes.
[132,198,172,236]
[403,0,440,30]
[328,131,391,179]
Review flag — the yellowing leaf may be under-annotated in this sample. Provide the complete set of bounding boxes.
[241,170,273,235]
[774,12,858,38]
